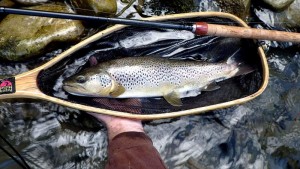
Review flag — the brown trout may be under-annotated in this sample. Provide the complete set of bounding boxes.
[63,56,252,106]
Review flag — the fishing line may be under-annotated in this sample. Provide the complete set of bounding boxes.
[0,134,31,169]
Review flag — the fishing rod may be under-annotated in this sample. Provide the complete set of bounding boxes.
[0,7,300,43]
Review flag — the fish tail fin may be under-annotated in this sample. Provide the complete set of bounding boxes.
[226,48,256,76]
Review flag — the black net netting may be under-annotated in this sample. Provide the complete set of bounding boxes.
[37,17,263,114]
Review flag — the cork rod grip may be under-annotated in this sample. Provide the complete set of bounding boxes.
[194,22,300,43]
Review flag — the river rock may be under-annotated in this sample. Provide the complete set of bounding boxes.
[255,0,300,28]
[262,0,294,11]
[12,0,49,5]
[0,0,15,22]
[0,4,85,61]
[0,0,15,7]
[69,0,117,16]
[216,0,251,20]
[284,0,300,27]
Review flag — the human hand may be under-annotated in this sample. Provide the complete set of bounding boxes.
[88,112,144,141]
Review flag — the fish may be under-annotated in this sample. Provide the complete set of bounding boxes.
[63,55,253,106]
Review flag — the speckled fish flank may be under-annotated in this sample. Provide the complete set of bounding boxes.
[63,56,250,106]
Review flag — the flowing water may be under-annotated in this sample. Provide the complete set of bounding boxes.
[1,0,300,169]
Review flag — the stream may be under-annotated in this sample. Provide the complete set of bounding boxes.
[1,0,300,168]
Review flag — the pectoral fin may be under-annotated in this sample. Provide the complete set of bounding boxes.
[109,83,125,97]
[106,73,125,97]
[163,91,183,106]
[202,82,220,92]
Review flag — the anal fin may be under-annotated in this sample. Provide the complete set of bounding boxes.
[163,91,183,106]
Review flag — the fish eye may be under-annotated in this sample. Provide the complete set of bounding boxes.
[76,76,86,83]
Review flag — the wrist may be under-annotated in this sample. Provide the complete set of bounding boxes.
[106,120,144,141]
[87,112,144,141]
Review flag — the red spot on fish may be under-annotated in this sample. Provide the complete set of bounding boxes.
[89,56,98,66]
[0,80,12,87]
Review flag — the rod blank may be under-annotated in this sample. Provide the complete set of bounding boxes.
[0,7,193,31]
[1,7,300,43]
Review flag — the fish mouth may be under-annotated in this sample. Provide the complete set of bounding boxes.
[63,83,76,89]
[62,85,76,93]
[63,85,87,96]
[63,81,86,90]
[62,84,84,92]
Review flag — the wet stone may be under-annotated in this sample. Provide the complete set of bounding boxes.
[138,0,250,19]
[69,0,117,16]
[0,4,85,61]
[0,0,15,7]
[284,0,300,28]
[12,0,49,5]
[142,0,196,15]
[216,0,251,20]
[262,0,294,11]
[255,0,300,28]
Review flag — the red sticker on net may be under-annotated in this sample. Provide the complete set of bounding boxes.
[0,77,15,94]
